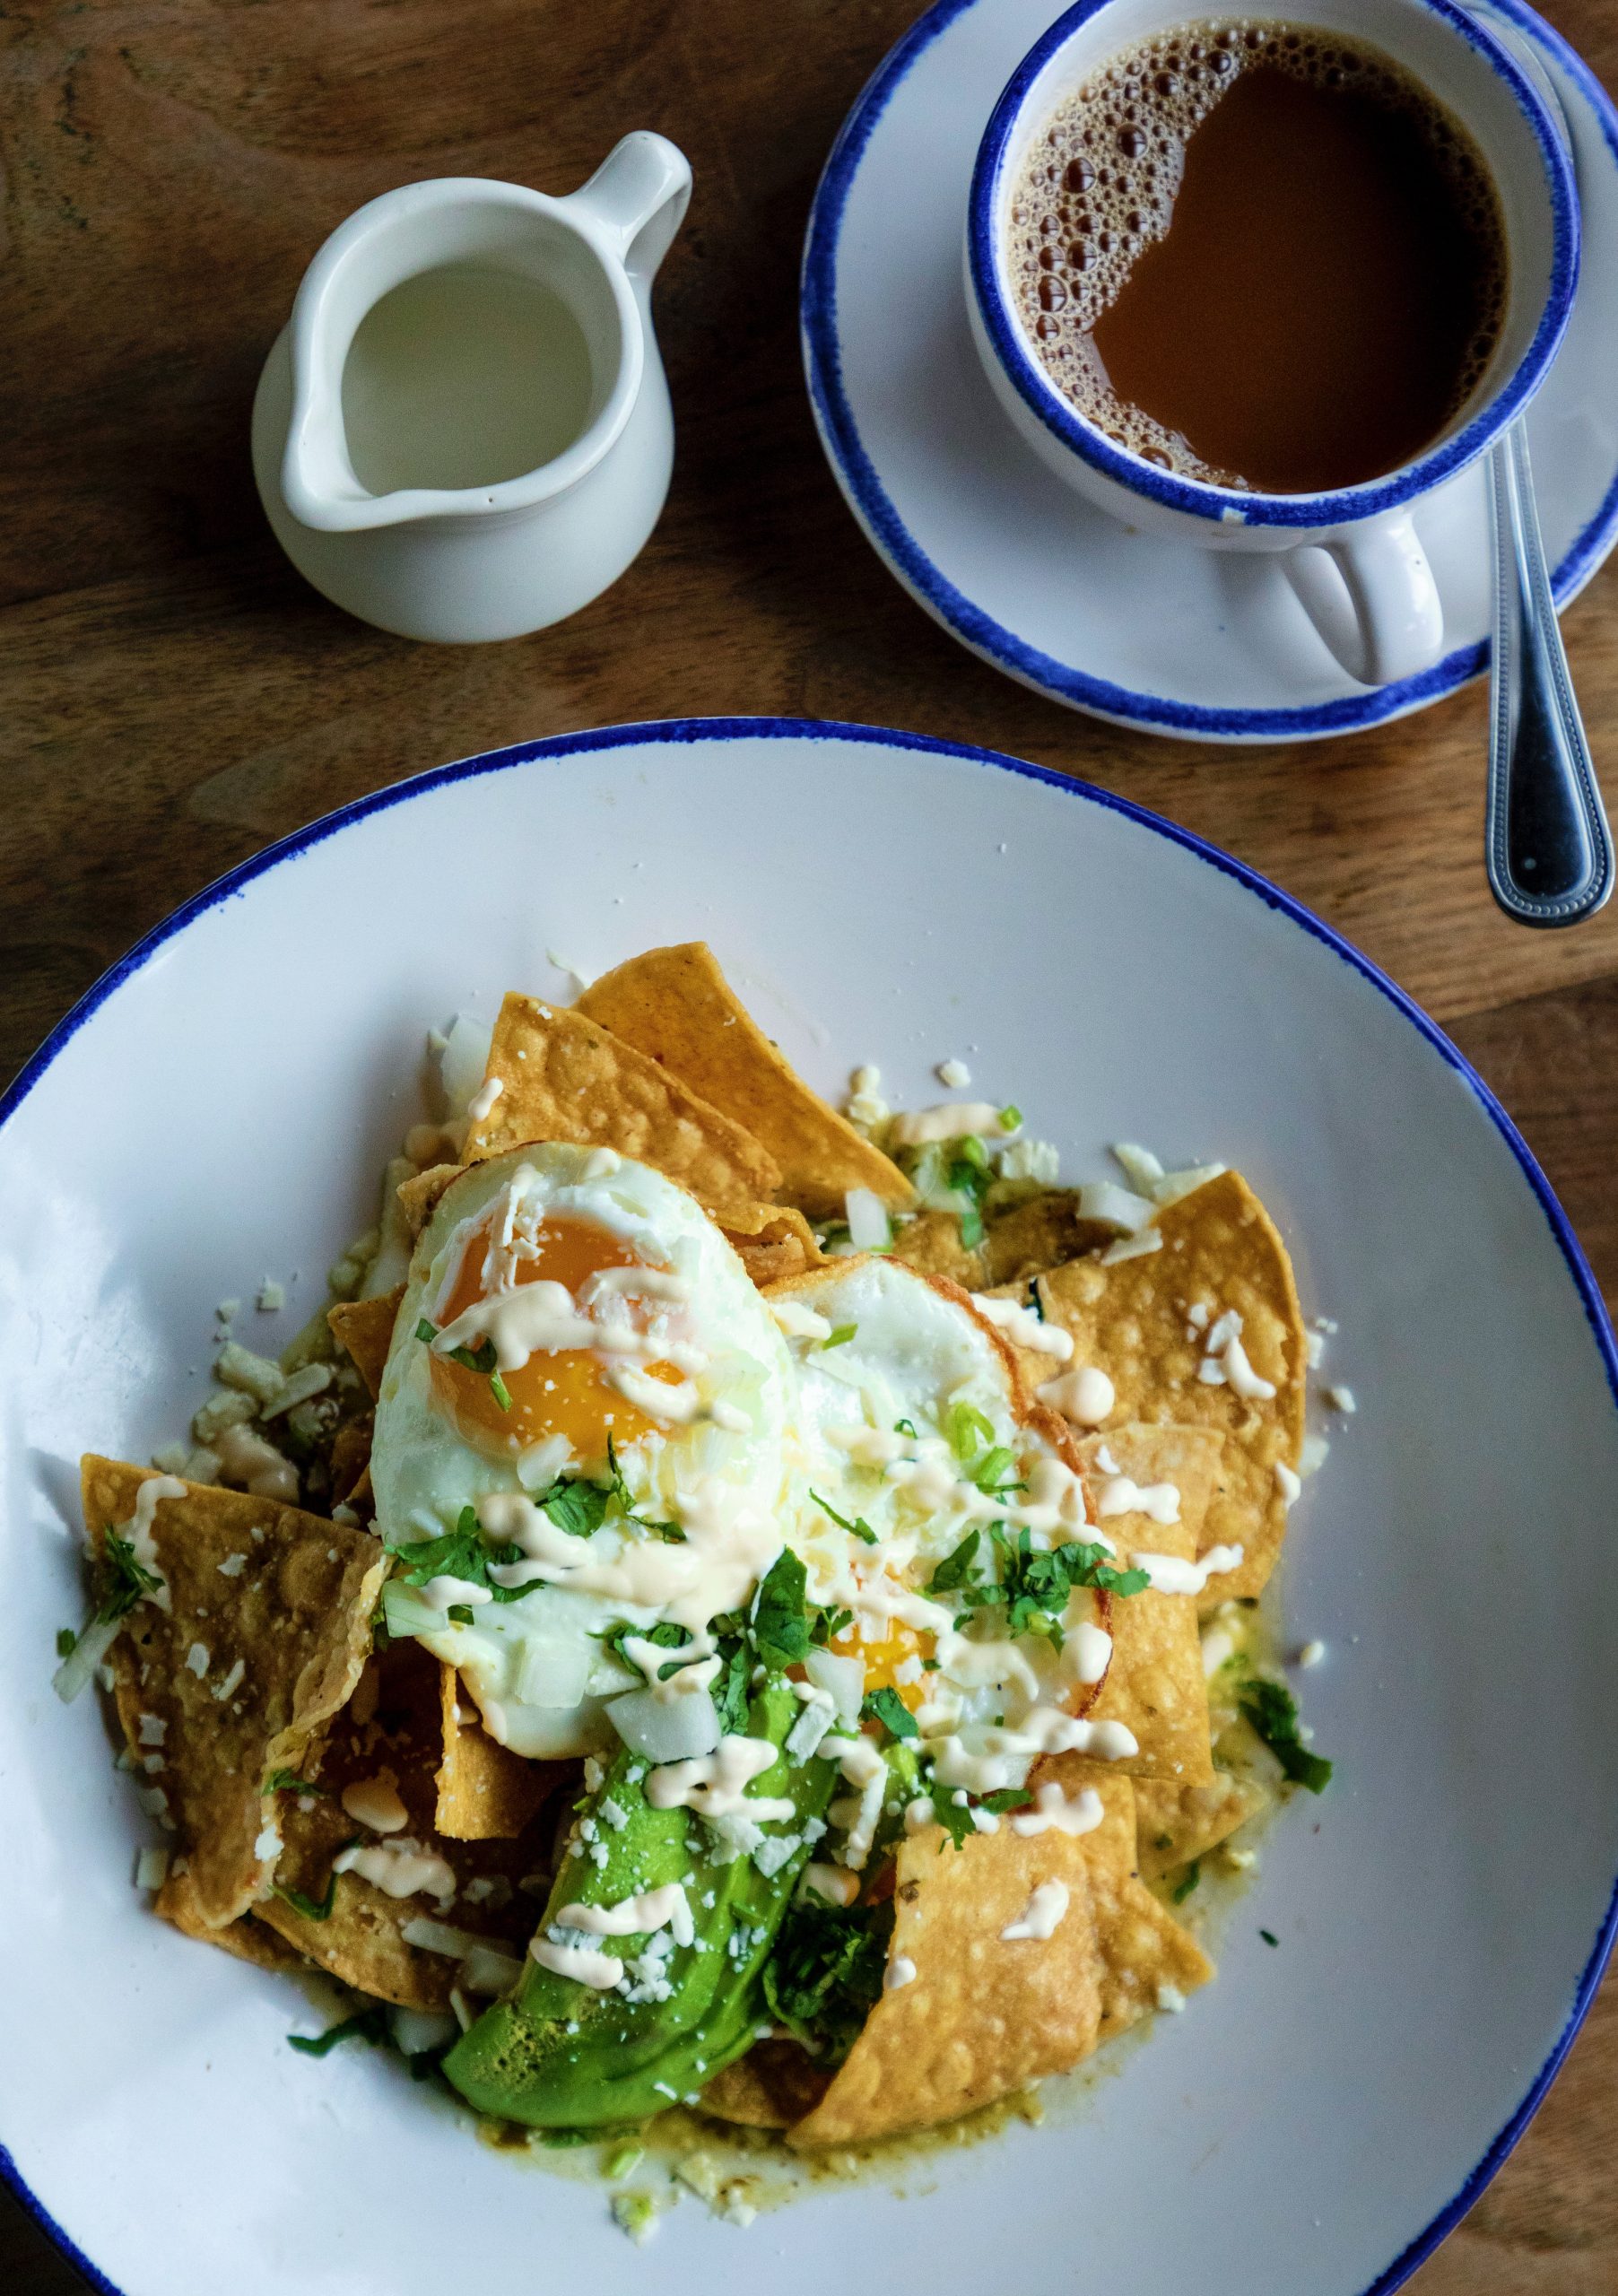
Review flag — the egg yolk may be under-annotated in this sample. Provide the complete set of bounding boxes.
[430,1212,683,1464]
[856,1615,934,1713]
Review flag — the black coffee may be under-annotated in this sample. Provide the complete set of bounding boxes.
[1009,21,1509,493]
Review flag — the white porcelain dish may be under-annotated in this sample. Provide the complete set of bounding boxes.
[801,0,1618,738]
[4,718,1616,2295]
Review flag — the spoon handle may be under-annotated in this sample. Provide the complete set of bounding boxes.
[1484,421,1613,927]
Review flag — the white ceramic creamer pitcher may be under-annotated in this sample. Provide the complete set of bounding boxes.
[251,134,692,643]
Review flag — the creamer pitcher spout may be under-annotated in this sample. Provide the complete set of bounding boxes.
[251,138,692,641]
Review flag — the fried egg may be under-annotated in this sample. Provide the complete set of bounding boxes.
[775,1257,1112,1744]
[371,1144,796,1754]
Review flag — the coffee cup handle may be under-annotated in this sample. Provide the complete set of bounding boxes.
[1280,514,1445,687]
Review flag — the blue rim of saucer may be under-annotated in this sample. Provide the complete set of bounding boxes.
[2,714,1617,2296]
[966,0,1579,531]
[800,0,1618,737]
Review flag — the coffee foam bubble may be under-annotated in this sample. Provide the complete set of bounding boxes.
[1007,19,1508,488]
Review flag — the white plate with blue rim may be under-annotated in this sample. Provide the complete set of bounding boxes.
[4,717,1617,2296]
[800,0,1618,740]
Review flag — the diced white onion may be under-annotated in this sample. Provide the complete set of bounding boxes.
[388,2006,459,2057]
[439,1013,495,1121]
[1076,1182,1157,1233]
[607,1685,722,1764]
[844,1187,890,1251]
[804,1648,866,1726]
[52,1613,123,1705]
[401,1917,485,1960]
[382,1580,455,1639]
[461,1942,526,1996]
[1153,1161,1226,1206]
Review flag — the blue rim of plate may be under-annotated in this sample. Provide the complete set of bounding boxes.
[966,0,1579,530]
[800,0,1618,736]
[3,715,1616,2296]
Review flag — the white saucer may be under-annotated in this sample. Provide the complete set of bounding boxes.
[801,0,1618,742]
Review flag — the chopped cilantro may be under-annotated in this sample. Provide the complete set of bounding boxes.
[944,1135,993,1249]
[934,1796,975,1851]
[1260,1928,1280,1947]
[979,1787,1032,1814]
[287,2005,390,2056]
[750,1546,810,1670]
[893,1418,918,1438]
[712,1641,752,1735]
[605,1619,692,1683]
[385,1508,530,1605]
[535,1475,610,1539]
[448,1604,474,1624]
[1171,1860,1201,1905]
[1240,1677,1333,1794]
[265,1769,329,1797]
[763,1896,893,2063]
[56,1627,77,1659]
[274,1872,341,1923]
[96,1529,163,1624]
[822,1323,857,1350]
[603,1435,685,1543]
[810,1490,877,1545]
[415,1317,510,1411]
[810,1605,854,1648]
[926,1530,981,1595]
[861,1687,918,1742]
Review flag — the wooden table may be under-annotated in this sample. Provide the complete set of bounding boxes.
[4,0,1616,2283]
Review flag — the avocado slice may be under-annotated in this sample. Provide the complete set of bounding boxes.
[442,1678,839,2128]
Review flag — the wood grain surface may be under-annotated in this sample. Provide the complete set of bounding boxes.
[3,0,1616,2285]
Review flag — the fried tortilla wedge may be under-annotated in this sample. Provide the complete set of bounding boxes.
[1031,1172,1305,1603]
[701,2040,832,2130]
[1036,1765,1214,2045]
[1135,1771,1270,1882]
[257,1641,546,2009]
[1076,1424,1222,1787]
[463,992,781,1225]
[787,1822,1103,2149]
[721,1205,822,1287]
[83,1457,385,1928]
[577,942,909,1219]
[436,1664,569,1840]
[328,1286,404,1400]
[155,1869,310,1971]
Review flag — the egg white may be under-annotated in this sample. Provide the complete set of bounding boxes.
[370,1144,796,1755]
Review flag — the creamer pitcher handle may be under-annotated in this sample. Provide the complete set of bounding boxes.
[1281,514,1445,688]
[565,132,692,282]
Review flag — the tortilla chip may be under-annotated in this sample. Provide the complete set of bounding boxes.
[1033,1172,1305,1603]
[328,1416,374,1512]
[578,943,910,1220]
[399,1162,459,1238]
[84,1457,385,1928]
[155,1868,309,1971]
[328,1287,404,1400]
[1135,1771,1270,1882]
[978,1191,1117,1287]
[701,2041,832,2129]
[257,1641,545,2008]
[888,1208,985,1288]
[1040,1765,1213,2043]
[788,1823,1103,2148]
[722,1205,822,1287]
[437,1665,569,1839]
[464,993,781,1226]
[1075,1424,1221,1787]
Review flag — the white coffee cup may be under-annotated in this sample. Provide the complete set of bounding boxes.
[965,0,1579,687]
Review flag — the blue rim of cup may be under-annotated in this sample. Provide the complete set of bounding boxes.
[966,0,1582,530]
[800,0,1618,737]
[2,716,1617,2296]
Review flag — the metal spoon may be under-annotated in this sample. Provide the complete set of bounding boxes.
[1467,1,1610,926]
